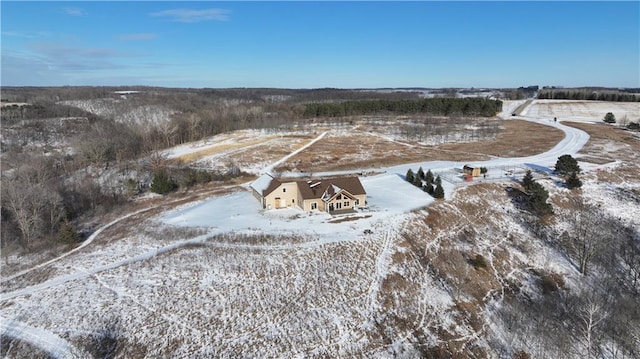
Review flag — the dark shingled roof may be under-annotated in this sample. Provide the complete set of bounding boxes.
[295,176,365,200]
[261,178,282,197]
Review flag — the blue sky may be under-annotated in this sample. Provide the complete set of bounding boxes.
[2,1,638,88]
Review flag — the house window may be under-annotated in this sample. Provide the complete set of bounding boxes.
[292,199,295,203]
[355,199,360,206]
[336,202,342,209]
[311,202,317,210]
[283,188,286,192]
[343,201,349,207]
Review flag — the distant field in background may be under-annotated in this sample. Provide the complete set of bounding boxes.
[526,100,640,123]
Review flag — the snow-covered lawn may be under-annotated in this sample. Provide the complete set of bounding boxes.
[161,172,433,241]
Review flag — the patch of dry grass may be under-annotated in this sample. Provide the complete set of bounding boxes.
[327,214,372,223]
[595,164,640,184]
[564,121,640,163]
[276,120,564,172]
[439,120,565,158]
[176,136,278,162]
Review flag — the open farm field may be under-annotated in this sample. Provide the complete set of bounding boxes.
[524,100,640,123]
[275,119,564,173]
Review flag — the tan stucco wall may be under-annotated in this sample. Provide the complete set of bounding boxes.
[301,199,325,212]
[264,182,299,209]
[353,194,366,208]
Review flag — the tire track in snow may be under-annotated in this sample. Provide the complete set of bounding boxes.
[0,315,88,358]
[0,233,212,301]
[1,207,150,284]
[263,131,327,173]
[366,222,400,318]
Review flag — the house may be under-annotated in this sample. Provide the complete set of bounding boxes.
[463,165,481,177]
[250,174,366,213]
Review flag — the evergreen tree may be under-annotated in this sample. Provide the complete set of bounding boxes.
[522,170,534,192]
[417,167,425,181]
[413,175,422,187]
[423,183,434,195]
[150,170,177,195]
[433,182,445,199]
[565,171,583,189]
[405,169,415,184]
[435,175,442,186]
[58,219,79,244]
[555,155,581,176]
[425,169,434,185]
[527,182,553,216]
[603,112,616,124]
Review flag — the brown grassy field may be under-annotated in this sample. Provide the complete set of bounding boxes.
[438,119,565,158]
[564,121,640,163]
[276,120,565,172]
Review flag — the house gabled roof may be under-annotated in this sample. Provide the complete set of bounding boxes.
[296,176,366,201]
[250,173,281,197]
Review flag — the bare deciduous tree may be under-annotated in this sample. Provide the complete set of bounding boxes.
[578,296,606,359]
[561,199,611,275]
[1,180,63,249]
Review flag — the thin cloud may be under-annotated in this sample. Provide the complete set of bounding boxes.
[63,7,86,17]
[118,33,158,41]
[26,42,130,71]
[149,8,230,23]
[1,31,51,39]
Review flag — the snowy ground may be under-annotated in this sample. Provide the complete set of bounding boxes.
[523,99,640,123]
[3,99,639,357]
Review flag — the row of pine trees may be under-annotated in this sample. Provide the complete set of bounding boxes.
[405,167,445,199]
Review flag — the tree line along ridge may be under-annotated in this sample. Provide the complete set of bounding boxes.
[303,98,503,118]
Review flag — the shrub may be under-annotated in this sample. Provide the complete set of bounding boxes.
[540,275,558,294]
[565,171,582,189]
[150,170,177,195]
[124,178,139,196]
[603,112,616,123]
[513,350,531,359]
[522,170,534,191]
[470,254,487,269]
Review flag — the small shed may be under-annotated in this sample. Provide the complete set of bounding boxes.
[463,165,481,177]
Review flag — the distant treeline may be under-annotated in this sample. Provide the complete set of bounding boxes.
[1,103,100,124]
[538,89,640,102]
[303,98,503,118]
[0,86,423,104]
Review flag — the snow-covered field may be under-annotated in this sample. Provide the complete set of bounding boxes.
[523,99,640,123]
[2,99,639,357]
